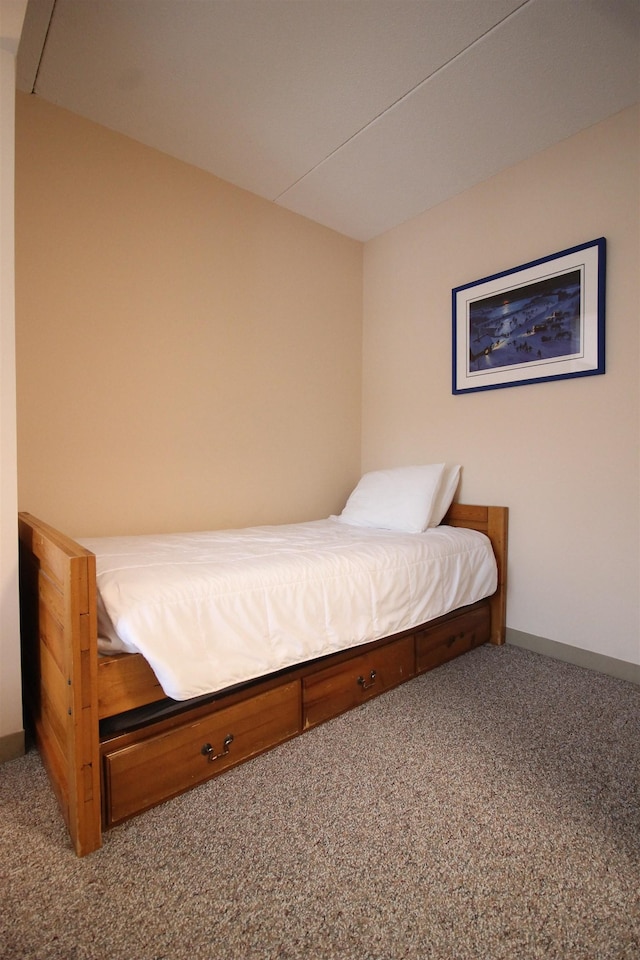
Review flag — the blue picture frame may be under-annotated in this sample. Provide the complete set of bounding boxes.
[452,238,606,395]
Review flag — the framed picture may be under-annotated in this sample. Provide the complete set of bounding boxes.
[452,237,606,395]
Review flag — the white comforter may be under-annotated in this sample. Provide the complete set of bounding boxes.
[80,519,497,701]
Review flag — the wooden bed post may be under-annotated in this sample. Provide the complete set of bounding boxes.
[18,513,102,856]
[486,506,508,644]
[443,503,508,645]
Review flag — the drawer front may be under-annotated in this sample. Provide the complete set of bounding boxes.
[302,635,415,730]
[415,604,490,674]
[103,680,301,825]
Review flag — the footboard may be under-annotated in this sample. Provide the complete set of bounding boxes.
[18,513,102,855]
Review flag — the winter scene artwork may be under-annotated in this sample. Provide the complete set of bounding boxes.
[452,238,605,395]
[468,271,582,372]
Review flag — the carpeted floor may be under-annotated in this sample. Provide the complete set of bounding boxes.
[1,643,639,960]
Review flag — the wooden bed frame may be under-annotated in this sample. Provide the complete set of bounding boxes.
[18,503,508,856]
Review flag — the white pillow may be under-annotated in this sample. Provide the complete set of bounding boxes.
[337,464,445,533]
[428,464,461,527]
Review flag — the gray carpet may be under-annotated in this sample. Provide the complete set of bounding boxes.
[1,644,639,960]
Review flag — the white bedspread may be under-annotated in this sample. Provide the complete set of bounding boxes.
[80,519,497,701]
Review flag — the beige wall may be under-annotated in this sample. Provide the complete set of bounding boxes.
[363,105,640,666]
[0,0,27,760]
[15,95,363,537]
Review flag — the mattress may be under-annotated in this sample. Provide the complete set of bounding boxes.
[80,519,497,701]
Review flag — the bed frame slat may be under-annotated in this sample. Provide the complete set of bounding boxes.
[98,652,165,719]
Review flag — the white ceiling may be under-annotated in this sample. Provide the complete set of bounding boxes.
[17,0,640,241]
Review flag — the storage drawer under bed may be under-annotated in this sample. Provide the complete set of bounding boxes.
[102,680,301,825]
[415,603,490,673]
[302,634,415,730]
[101,603,490,827]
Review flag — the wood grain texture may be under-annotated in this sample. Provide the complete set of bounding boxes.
[415,603,491,672]
[18,514,102,855]
[98,653,164,719]
[444,503,508,644]
[103,681,301,825]
[303,635,415,730]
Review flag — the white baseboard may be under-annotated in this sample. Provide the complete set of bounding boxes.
[506,628,640,686]
[0,729,25,764]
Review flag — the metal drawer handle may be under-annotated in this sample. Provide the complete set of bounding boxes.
[201,734,234,762]
[357,669,377,691]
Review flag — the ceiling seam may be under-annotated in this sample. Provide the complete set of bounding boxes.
[27,0,58,94]
[273,0,533,203]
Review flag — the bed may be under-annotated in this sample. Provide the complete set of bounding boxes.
[18,467,508,857]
